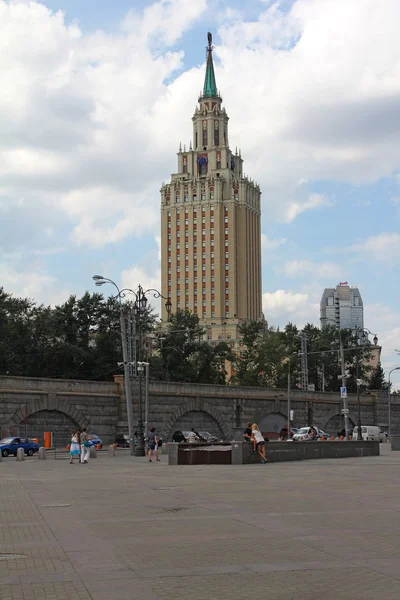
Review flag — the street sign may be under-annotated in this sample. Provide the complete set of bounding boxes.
[290,410,294,421]
[340,386,347,399]
[341,408,349,414]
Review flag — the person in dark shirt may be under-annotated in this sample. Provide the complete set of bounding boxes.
[243,422,256,451]
[172,430,186,443]
[243,422,253,441]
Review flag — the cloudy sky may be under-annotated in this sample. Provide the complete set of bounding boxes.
[1,0,400,385]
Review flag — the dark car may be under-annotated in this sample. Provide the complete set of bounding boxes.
[279,427,299,440]
[0,437,39,457]
[198,431,219,443]
[115,433,130,448]
[87,434,102,449]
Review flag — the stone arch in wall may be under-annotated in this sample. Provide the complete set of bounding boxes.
[162,399,230,440]
[323,409,356,434]
[255,412,288,436]
[8,396,89,431]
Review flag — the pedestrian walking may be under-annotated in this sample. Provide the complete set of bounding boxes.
[251,424,267,463]
[69,430,80,464]
[147,427,160,462]
[80,428,90,464]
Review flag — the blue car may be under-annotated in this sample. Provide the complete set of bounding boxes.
[87,434,102,449]
[0,437,39,457]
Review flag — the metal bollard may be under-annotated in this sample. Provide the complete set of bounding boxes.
[89,445,97,459]
[0,451,2,462]
[38,447,46,460]
[108,444,116,458]
[16,448,25,461]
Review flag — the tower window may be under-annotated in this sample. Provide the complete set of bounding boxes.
[176,196,180,203]
[200,163,207,175]
[193,194,197,202]
[201,193,206,201]
[210,192,214,200]
[184,195,188,202]
[183,164,187,173]
[217,159,221,169]
[202,127,207,147]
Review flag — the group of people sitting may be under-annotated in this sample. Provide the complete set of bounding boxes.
[243,422,267,463]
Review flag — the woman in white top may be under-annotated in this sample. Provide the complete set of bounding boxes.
[251,424,267,463]
[69,430,80,464]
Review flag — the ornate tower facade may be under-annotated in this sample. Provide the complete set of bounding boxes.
[161,33,262,344]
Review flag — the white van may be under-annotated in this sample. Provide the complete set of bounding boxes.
[352,426,383,442]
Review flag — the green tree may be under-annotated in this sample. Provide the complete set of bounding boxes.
[368,362,387,390]
[157,310,233,383]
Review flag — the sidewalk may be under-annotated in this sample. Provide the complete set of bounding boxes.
[0,445,399,599]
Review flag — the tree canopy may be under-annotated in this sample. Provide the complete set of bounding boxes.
[0,287,385,389]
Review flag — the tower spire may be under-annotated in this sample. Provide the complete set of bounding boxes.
[203,32,218,98]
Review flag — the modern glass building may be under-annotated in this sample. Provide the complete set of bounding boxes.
[320,283,364,330]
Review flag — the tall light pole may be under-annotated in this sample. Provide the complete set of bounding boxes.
[137,361,150,441]
[353,327,378,441]
[321,318,350,439]
[92,276,135,454]
[388,366,400,441]
[92,276,171,457]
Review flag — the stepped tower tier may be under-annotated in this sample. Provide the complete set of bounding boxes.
[161,32,262,345]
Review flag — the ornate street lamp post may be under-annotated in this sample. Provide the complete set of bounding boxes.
[92,276,171,457]
[388,366,400,441]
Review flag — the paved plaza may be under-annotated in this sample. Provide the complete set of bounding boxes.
[1,446,400,599]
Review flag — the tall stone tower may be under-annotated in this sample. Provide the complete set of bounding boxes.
[161,33,262,344]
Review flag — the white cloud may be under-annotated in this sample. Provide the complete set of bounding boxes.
[284,194,334,222]
[350,232,400,264]
[2,0,400,256]
[281,259,342,279]
[0,263,70,306]
[262,288,319,327]
[261,234,287,250]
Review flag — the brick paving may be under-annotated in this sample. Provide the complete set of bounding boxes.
[1,445,400,599]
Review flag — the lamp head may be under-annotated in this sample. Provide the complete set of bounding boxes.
[95,281,105,286]
[165,299,172,313]
[139,295,148,310]
[373,335,378,346]
[92,275,104,281]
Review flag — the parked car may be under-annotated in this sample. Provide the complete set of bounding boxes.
[279,427,299,440]
[352,426,383,442]
[198,431,219,443]
[0,437,39,457]
[292,427,325,442]
[115,433,130,448]
[87,434,102,449]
